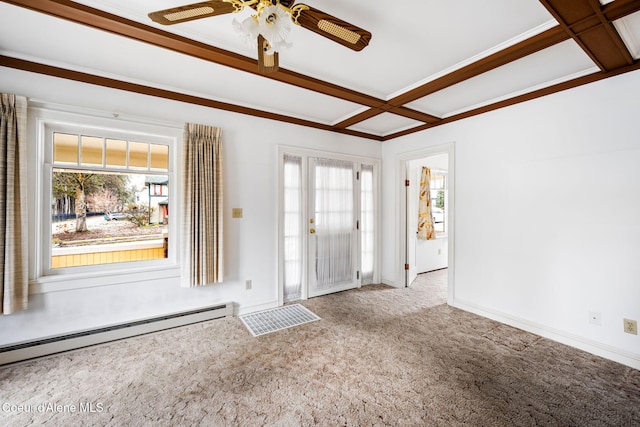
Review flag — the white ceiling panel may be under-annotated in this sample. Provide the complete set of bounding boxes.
[406,40,598,118]
[614,11,640,60]
[348,113,423,136]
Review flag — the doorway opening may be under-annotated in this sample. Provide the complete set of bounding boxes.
[399,144,454,305]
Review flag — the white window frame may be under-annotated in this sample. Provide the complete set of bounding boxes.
[277,145,380,305]
[430,170,448,237]
[27,103,182,294]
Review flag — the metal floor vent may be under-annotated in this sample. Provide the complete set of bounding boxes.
[240,304,320,337]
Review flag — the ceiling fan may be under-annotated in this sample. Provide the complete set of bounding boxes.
[149,0,372,73]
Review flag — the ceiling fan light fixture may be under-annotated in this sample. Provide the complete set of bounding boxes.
[233,16,260,46]
[149,0,372,73]
[256,5,291,52]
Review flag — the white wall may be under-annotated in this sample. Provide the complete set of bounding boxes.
[3,65,639,369]
[0,67,381,345]
[382,70,640,369]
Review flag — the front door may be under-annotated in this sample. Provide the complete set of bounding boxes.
[307,157,358,297]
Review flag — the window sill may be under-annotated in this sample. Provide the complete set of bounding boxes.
[29,265,181,294]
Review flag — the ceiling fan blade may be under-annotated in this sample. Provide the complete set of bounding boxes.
[294,5,371,51]
[148,1,237,25]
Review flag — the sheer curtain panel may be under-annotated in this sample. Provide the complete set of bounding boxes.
[182,123,223,287]
[283,155,302,301]
[0,94,28,314]
[360,164,375,284]
[314,158,354,288]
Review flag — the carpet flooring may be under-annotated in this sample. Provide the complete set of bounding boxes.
[1,269,639,426]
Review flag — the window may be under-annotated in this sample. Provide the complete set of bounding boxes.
[430,172,447,234]
[50,131,170,270]
[26,107,180,292]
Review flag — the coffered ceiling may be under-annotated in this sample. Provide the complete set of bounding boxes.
[1,0,639,141]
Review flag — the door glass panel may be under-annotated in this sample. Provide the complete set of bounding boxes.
[361,164,375,284]
[283,155,303,301]
[310,158,355,295]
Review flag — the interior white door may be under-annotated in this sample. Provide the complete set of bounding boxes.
[406,161,418,287]
[308,157,358,297]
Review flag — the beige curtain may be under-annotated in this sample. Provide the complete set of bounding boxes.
[417,166,436,240]
[182,123,224,287]
[0,94,28,314]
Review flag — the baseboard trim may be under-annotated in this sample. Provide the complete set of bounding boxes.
[0,303,233,366]
[453,298,640,370]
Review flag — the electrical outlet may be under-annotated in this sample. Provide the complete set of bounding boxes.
[245,279,252,290]
[623,318,637,335]
[232,208,243,219]
[589,311,601,326]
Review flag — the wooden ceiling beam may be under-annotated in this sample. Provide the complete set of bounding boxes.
[389,26,570,106]
[539,0,636,72]
[333,105,440,130]
[0,55,384,141]
[1,0,385,108]
[333,26,570,130]
[334,108,386,129]
[383,60,640,141]
[602,0,640,21]
[378,0,640,133]
[590,0,636,66]
[387,106,440,123]
[333,0,640,129]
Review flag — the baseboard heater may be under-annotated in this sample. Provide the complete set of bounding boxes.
[0,303,234,366]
